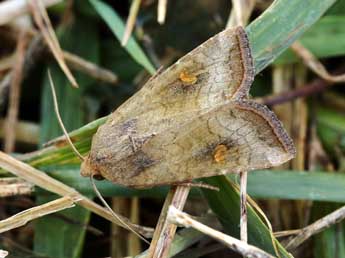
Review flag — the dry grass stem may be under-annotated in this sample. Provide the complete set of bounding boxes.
[240,171,248,243]
[291,42,345,82]
[122,0,141,46]
[0,34,45,108]
[229,179,281,258]
[129,197,142,255]
[0,54,16,72]
[28,0,78,87]
[286,205,345,250]
[227,0,256,28]
[147,189,175,257]
[1,30,119,86]
[274,229,301,238]
[0,119,39,145]
[157,0,168,24]
[167,206,275,258]
[0,249,8,258]
[62,51,118,84]
[0,177,33,197]
[0,0,61,26]
[0,195,80,234]
[0,151,154,237]
[148,186,190,258]
[4,30,29,153]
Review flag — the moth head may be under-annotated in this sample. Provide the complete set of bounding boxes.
[80,155,104,180]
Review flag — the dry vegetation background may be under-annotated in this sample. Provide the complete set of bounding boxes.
[0,0,345,258]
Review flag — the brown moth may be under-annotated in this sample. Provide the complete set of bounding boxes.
[80,26,296,188]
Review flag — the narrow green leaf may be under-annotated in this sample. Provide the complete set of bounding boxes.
[88,0,156,74]
[317,107,345,155]
[46,169,345,203]
[275,16,345,64]
[247,0,336,73]
[245,170,345,202]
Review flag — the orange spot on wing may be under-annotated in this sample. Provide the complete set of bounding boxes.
[179,70,197,85]
[213,144,227,163]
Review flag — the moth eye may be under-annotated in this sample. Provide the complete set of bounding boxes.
[213,144,228,163]
[179,70,197,85]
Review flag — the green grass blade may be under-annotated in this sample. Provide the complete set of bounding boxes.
[275,16,345,64]
[46,169,345,203]
[316,107,345,155]
[88,0,156,74]
[245,171,345,202]
[247,0,336,73]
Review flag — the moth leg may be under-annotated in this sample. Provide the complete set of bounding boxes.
[240,171,248,243]
[172,181,219,191]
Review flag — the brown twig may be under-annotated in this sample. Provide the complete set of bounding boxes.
[122,0,141,46]
[148,185,190,258]
[62,51,118,84]
[0,0,61,26]
[291,41,345,82]
[4,30,29,153]
[167,206,275,258]
[257,66,345,106]
[0,195,80,234]
[0,34,44,108]
[0,178,33,197]
[286,205,345,250]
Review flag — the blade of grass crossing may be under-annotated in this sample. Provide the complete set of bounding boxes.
[89,0,156,74]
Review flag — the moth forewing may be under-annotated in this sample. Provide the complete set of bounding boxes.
[80,26,295,188]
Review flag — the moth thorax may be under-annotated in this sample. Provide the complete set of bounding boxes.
[213,144,228,163]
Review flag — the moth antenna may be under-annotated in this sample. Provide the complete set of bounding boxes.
[90,175,150,244]
[47,70,85,161]
[49,70,149,244]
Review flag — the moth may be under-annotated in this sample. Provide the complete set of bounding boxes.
[80,26,296,188]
